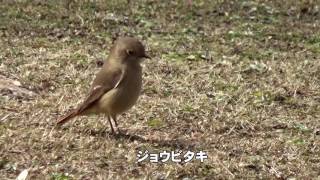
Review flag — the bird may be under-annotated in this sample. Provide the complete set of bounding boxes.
[57,37,150,134]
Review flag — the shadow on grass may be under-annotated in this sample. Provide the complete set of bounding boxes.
[82,128,200,150]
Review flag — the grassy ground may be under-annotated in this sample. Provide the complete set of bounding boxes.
[0,0,320,179]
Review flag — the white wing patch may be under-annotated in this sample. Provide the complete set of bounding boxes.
[114,70,125,88]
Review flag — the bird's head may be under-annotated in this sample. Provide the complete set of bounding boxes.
[111,37,150,64]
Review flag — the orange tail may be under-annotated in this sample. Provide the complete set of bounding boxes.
[57,110,78,125]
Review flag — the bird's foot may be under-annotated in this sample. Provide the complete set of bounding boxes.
[110,127,122,136]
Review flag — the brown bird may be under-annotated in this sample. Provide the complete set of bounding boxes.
[57,37,150,134]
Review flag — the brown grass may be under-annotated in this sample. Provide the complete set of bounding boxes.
[0,0,320,179]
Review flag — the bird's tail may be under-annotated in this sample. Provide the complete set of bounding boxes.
[56,110,78,126]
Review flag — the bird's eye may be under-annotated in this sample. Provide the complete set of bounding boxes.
[126,49,134,55]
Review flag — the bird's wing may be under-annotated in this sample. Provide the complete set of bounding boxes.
[77,68,125,113]
[57,68,125,125]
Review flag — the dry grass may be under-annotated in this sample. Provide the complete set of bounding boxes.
[0,0,320,179]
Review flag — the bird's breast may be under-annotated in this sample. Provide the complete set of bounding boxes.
[98,67,142,115]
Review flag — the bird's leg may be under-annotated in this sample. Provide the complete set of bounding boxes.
[113,115,118,128]
[107,115,115,134]
[111,114,120,134]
